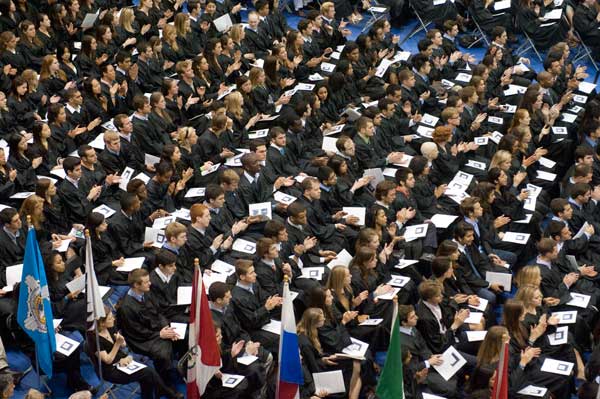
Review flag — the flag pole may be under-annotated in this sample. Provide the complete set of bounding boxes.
[275,275,289,399]
[26,215,42,391]
[85,229,104,387]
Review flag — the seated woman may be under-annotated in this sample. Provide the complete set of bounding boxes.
[297,307,362,399]
[93,307,182,399]
[503,299,573,398]
[85,212,127,286]
[515,284,585,377]
[515,0,570,49]
[45,251,86,333]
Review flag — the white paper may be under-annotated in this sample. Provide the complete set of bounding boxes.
[313,370,346,394]
[144,227,166,248]
[185,187,206,198]
[502,232,530,244]
[201,163,221,176]
[421,114,440,127]
[249,202,272,220]
[93,204,116,218]
[342,337,369,358]
[578,81,596,94]
[543,8,562,20]
[567,292,591,308]
[551,126,567,135]
[387,275,410,288]
[55,333,81,356]
[363,168,384,190]
[322,137,338,152]
[327,249,353,268]
[463,311,483,324]
[88,133,105,150]
[488,116,504,124]
[573,94,588,104]
[2,264,22,291]
[517,385,548,397]
[132,172,150,184]
[237,355,258,365]
[221,374,245,388]
[562,113,577,123]
[486,271,512,291]
[534,171,556,183]
[375,287,401,300]
[211,259,236,276]
[66,274,85,293]
[403,223,428,242]
[10,192,34,199]
[548,326,568,345]
[232,238,257,254]
[474,136,490,146]
[273,191,297,205]
[80,11,99,29]
[416,125,434,138]
[213,13,233,32]
[466,160,486,170]
[394,259,418,270]
[116,257,145,272]
[494,0,510,10]
[538,157,556,168]
[574,222,590,240]
[422,394,447,399]
[455,73,472,83]
[466,330,487,342]
[55,239,71,253]
[202,271,227,292]
[515,214,533,224]
[177,286,192,305]
[170,322,187,340]
[300,267,325,280]
[261,319,281,335]
[433,346,467,381]
[144,153,160,167]
[393,154,414,168]
[116,360,147,375]
[342,207,366,226]
[540,358,574,375]
[152,215,176,229]
[359,318,384,326]
[523,196,536,212]
[551,310,578,324]
[248,129,268,139]
[118,167,135,191]
[468,297,489,312]
[321,62,336,73]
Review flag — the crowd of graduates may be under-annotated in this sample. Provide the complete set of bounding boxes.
[1,0,600,397]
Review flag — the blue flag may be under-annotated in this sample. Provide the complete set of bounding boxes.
[17,228,56,377]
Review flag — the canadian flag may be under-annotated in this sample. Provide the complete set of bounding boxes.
[187,267,221,398]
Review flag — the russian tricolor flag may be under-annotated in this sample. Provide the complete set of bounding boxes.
[277,280,304,399]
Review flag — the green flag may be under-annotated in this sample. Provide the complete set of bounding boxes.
[375,304,404,399]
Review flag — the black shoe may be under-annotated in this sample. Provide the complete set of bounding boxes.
[164,386,184,399]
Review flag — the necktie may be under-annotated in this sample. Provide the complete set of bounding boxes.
[279,148,285,155]
[464,250,482,279]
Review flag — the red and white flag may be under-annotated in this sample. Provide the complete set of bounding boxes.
[187,267,221,398]
[492,341,509,399]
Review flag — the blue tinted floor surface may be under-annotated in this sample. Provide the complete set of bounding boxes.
[6,7,598,399]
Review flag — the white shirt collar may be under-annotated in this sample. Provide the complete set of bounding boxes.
[155,268,172,284]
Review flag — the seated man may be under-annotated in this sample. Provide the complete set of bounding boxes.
[148,249,189,323]
[209,282,272,398]
[57,157,102,225]
[116,269,184,391]
[229,260,282,355]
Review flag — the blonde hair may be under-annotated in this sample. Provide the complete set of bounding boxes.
[229,24,244,43]
[177,126,196,145]
[320,1,335,13]
[21,69,39,92]
[297,308,324,354]
[162,25,179,51]
[249,67,264,88]
[515,284,541,310]
[515,265,541,288]
[224,91,243,120]
[489,150,512,170]
[325,265,351,310]
[119,8,135,33]
[174,13,189,37]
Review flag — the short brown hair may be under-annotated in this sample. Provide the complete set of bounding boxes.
[128,268,149,287]
[418,280,442,301]
[165,221,186,240]
[235,259,254,278]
